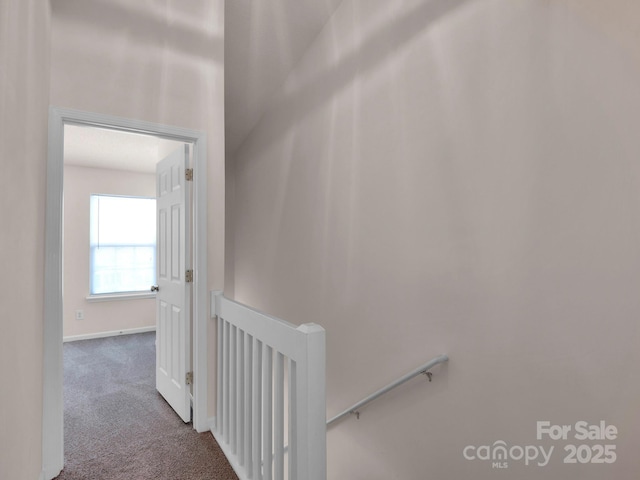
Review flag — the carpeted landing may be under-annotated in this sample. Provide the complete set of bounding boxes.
[55,332,238,480]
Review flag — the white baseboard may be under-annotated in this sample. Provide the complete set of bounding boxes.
[63,325,156,342]
[212,429,248,480]
[40,466,60,480]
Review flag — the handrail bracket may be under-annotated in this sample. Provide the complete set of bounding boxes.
[422,371,433,382]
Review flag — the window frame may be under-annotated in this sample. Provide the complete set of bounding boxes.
[88,193,157,298]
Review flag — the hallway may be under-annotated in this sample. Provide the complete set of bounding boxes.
[56,333,237,480]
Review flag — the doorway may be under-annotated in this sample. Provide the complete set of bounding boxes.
[43,107,210,480]
[62,125,181,342]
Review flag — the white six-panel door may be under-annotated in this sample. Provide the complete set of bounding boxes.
[155,145,191,423]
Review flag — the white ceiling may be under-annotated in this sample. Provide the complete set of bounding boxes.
[64,124,180,173]
[224,0,344,154]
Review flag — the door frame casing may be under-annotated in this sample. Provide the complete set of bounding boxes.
[42,107,209,480]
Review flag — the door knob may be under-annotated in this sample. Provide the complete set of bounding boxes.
[151,285,159,292]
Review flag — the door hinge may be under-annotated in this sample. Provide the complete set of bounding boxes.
[185,269,193,283]
[186,371,193,385]
[185,168,194,181]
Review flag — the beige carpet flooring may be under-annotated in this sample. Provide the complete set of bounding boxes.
[55,332,237,480]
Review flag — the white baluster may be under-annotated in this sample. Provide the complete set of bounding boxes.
[274,352,285,480]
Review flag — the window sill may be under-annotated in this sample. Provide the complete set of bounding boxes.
[86,292,156,302]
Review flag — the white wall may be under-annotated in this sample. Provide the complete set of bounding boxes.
[0,1,50,479]
[63,165,156,338]
[224,153,236,298]
[228,1,640,478]
[50,0,225,415]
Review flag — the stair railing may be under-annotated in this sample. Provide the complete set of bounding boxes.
[212,293,326,480]
[327,354,449,426]
[212,291,448,480]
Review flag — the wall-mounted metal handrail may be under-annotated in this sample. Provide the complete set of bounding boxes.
[326,354,449,427]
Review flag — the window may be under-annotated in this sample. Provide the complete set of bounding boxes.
[90,194,156,295]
